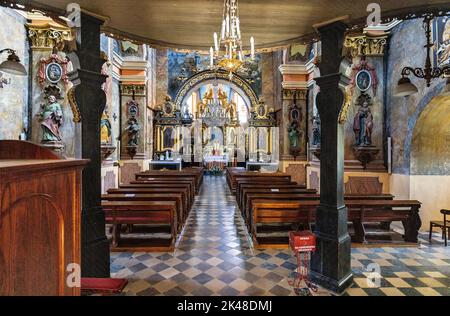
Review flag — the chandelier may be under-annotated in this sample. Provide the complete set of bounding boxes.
[209,0,255,78]
[199,83,232,127]
[395,16,450,97]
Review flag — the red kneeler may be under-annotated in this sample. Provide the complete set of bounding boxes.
[81,278,128,295]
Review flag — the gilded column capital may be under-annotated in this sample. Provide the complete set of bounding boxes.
[344,34,388,57]
[27,21,73,50]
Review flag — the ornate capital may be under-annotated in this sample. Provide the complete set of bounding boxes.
[120,84,146,97]
[282,89,307,100]
[27,21,72,50]
[344,35,388,57]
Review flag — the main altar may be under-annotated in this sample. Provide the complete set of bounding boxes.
[152,69,279,173]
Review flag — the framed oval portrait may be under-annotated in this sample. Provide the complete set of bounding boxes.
[290,108,300,121]
[257,104,266,117]
[164,101,173,115]
[355,69,372,92]
[45,62,63,84]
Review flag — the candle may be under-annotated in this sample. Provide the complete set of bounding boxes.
[210,47,214,67]
[226,14,230,35]
[238,51,243,61]
[213,32,219,52]
[221,19,226,40]
[236,18,241,38]
[250,36,255,59]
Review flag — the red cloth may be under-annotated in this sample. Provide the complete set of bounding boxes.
[81,278,128,293]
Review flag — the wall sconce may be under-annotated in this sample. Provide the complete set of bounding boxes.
[0,72,11,88]
[394,17,450,97]
[0,48,27,76]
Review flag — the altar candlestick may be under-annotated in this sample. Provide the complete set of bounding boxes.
[213,32,219,52]
[210,47,214,67]
[221,19,226,40]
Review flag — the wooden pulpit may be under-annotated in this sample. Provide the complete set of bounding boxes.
[0,140,88,295]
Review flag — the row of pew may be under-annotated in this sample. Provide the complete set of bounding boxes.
[226,167,422,248]
[101,167,203,251]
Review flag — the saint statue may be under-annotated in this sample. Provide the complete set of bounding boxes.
[100,110,112,144]
[288,121,301,149]
[38,94,63,143]
[312,116,321,146]
[125,118,140,146]
[353,99,373,146]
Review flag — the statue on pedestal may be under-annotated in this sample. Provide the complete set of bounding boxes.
[288,121,301,149]
[125,117,140,146]
[100,110,112,144]
[353,93,373,146]
[312,116,321,146]
[38,86,64,151]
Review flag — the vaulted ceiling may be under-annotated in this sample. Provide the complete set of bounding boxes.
[27,0,450,49]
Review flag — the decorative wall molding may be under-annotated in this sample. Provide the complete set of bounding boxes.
[278,62,314,90]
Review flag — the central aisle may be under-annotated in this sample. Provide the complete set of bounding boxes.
[112,175,299,296]
[111,175,450,296]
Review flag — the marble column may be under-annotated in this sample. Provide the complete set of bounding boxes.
[310,21,353,293]
[68,13,110,277]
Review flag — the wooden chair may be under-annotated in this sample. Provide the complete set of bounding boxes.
[429,209,450,246]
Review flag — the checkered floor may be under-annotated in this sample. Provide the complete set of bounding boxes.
[110,175,450,296]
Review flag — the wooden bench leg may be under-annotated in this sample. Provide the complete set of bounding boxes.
[445,227,448,247]
[429,222,433,242]
[403,210,421,243]
[112,224,120,247]
[353,220,366,243]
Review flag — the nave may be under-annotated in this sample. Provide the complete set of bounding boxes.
[110,176,450,296]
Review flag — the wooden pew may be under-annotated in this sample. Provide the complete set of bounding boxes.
[102,193,185,232]
[244,193,395,228]
[250,199,421,248]
[136,168,203,189]
[129,179,196,199]
[107,187,190,215]
[237,183,309,207]
[235,176,293,195]
[226,168,292,193]
[102,200,177,252]
[239,186,317,211]
[124,181,195,202]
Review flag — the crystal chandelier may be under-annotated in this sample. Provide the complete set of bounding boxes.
[200,83,231,127]
[209,0,255,78]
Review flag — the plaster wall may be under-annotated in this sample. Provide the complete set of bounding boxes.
[0,8,29,140]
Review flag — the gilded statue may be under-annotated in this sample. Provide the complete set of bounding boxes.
[100,110,112,144]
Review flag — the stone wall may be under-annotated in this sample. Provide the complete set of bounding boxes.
[0,8,29,140]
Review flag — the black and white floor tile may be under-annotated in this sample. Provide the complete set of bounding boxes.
[110,175,450,296]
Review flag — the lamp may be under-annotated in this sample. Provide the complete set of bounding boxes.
[394,76,418,97]
[395,16,450,97]
[0,49,27,76]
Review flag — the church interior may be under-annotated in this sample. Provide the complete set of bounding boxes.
[0,0,449,298]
